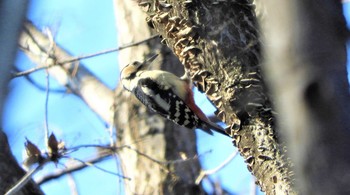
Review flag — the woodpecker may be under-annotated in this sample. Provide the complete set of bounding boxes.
[120,54,229,137]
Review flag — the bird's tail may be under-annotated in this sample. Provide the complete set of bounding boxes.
[201,120,230,137]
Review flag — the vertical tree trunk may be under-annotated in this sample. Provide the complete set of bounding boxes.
[18,7,203,195]
[262,0,350,194]
[8,1,350,194]
[113,0,205,194]
[0,1,43,194]
[118,0,297,194]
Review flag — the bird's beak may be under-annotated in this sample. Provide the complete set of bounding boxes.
[142,54,159,69]
[147,54,158,63]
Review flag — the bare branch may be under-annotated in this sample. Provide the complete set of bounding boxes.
[65,156,130,179]
[123,146,164,165]
[19,22,115,124]
[12,66,66,93]
[36,151,127,185]
[13,34,159,78]
[67,174,79,195]
[5,165,43,195]
[195,150,239,185]
[123,145,211,166]
[44,69,50,148]
[11,64,56,78]
[60,34,159,64]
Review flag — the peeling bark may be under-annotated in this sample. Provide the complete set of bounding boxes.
[8,0,350,194]
[142,0,296,194]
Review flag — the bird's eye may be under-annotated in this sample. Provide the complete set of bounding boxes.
[132,62,139,66]
[128,72,136,79]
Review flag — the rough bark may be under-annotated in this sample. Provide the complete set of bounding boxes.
[262,0,350,194]
[114,0,205,194]
[141,0,296,194]
[8,1,350,194]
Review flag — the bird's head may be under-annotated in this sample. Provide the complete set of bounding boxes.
[120,54,158,91]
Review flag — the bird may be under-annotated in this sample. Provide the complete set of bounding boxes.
[120,54,229,137]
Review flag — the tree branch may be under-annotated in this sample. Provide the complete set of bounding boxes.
[195,150,239,185]
[19,22,115,124]
[36,152,115,185]
[60,34,159,64]
[5,165,43,195]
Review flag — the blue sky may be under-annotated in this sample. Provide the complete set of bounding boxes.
[3,1,350,195]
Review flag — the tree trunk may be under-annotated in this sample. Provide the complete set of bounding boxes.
[262,0,350,194]
[0,1,43,194]
[114,0,205,194]
[19,13,204,195]
[16,0,294,194]
[140,0,296,194]
[13,1,350,194]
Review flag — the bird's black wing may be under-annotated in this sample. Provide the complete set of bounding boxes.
[133,78,204,131]
[133,78,169,116]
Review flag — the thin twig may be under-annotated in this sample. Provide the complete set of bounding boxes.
[195,150,239,185]
[5,165,43,195]
[63,137,158,156]
[64,156,131,180]
[12,66,65,93]
[124,146,164,165]
[14,34,159,78]
[124,145,212,165]
[59,34,159,64]
[66,144,115,152]
[36,152,130,185]
[44,69,50,146]
[11,64,56,78]
[44,28,55,147]
[67,174,79,195]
